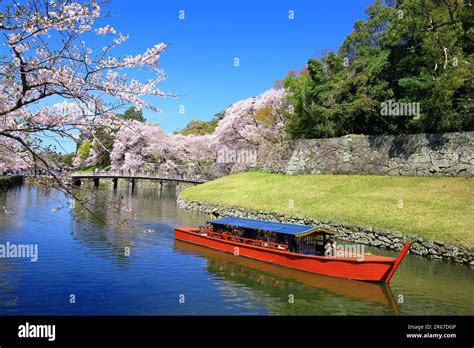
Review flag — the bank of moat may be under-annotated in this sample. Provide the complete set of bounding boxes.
[178,196,474,266]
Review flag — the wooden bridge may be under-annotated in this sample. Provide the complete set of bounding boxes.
[70,170,207,190]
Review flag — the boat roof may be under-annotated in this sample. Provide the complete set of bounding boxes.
[208,217,336,237]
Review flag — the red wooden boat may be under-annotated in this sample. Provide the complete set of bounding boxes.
[174,240,401,314]
[174,217,411,283]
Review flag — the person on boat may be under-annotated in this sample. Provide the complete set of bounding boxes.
[210,208,220,220]
[324,239,334,257]
[289,237,298,253]
[262,231,272,247]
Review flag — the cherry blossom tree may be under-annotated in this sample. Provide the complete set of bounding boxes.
[110,120,165,172]
[0,0,169,181]
[0,138,34,171]
[113,88,287,175]
[210,88,287,149]
[109,121,213,177]
[75,88,288,179]
[146,133,214,177]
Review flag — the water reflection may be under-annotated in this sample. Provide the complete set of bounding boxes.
[174,240,401,315]
[70,183,200,266]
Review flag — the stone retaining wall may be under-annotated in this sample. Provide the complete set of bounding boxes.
[0,176,23,190]
[24,175,64,187]
[233,132,474,177]
[177,196,474,266]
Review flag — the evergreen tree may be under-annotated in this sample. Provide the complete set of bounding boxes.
[284,0,473,139]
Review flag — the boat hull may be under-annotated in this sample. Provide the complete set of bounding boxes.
[174,227,411,282]
[174,240,400,313]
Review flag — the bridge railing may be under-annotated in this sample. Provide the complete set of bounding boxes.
[70,170,209,182]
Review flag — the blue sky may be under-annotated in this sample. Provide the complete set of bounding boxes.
[104,0,373,130]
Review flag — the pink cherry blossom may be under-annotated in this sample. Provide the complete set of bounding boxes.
[77,88,288,177]
[0,0,170,173]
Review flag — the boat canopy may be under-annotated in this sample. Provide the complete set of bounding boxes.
[208,217,336,237]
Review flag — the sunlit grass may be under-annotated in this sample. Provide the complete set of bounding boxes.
[181,172,474,248]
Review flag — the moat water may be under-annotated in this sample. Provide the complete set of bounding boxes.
[0,183,472,315]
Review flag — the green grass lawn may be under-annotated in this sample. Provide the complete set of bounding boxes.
[180,172,474,248]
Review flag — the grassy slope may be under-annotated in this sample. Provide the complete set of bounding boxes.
[180,172,474,248]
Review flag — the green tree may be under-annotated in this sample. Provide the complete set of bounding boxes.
[175,111,225,136]
[77,140,92,160]
[121,107,146,122]
[60,153,75,167]
[91,126,115,166]
[79,107,146,168]
[283,60,336,138]
[284,0,473,139]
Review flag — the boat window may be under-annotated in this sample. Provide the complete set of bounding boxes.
[292,234,328,255]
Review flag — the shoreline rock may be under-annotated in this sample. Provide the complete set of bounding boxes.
[0,175,23,190]
[177,195,474,266]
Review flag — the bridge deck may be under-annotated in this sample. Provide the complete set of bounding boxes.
[70,173,206,184]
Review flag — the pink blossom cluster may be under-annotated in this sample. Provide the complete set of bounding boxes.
[0,0,170,170]
[109,120,164,172]
[76,88,288,173]
[211,88,287,149]
[0,138,34,170]
[107,120,213,172]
